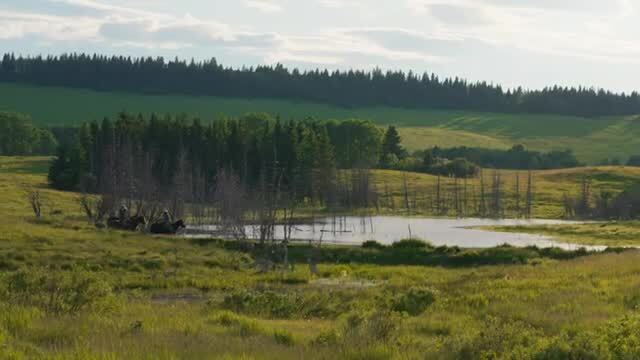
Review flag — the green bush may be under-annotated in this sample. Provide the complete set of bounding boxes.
[273,329,296,346]
[362,241,386,249]
[391,286,437,315]
[1,269,114,315]
[391,239,431,249]
[312,329,341,345]
[209,310,265,337]
[452,316,545,359]
[222,290,301,319]
[342,310,404,345]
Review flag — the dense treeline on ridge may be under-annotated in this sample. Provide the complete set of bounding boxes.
[2,53,640,117]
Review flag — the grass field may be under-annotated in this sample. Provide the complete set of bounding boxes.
[3,157,640,358]
[2,82,640,164]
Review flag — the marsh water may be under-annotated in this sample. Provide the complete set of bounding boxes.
[187,216,601,251]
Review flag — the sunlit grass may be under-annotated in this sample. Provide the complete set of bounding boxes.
[3,156,640,358]
[486,221,640,247]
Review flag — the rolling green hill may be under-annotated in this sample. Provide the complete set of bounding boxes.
[2,82,640,164]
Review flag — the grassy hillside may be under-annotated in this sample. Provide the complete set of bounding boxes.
[2,82,640,163]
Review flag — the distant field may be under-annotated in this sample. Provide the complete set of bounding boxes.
[2,82,640,163]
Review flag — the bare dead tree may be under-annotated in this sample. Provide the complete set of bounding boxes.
[479,170,487,217]
[453,176,462,218]
[402,172,410,213]
[280,190,296,271]
[384,181,394,210]
[578,176,592,217]
[214,169,248,240]
[26,189,42,219]
[489,170,503,218]
[463,177,469,217]
[562,192,575,218]
[435,175,442,215]
[525,170,534,219]
[78,193,110,224]
[514,172,521,218]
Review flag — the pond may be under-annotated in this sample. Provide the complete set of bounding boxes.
[187,216,602,250]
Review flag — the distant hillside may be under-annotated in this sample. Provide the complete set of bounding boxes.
[2,53,640,117]
[1,82,640,164]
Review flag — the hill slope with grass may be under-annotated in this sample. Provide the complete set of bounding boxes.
[2,82,640,164]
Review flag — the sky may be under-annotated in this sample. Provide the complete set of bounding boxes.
[1,0,639,93]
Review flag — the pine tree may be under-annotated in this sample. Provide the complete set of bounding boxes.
[380,126,406,166]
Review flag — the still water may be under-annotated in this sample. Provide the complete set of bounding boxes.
[188,216,602,250]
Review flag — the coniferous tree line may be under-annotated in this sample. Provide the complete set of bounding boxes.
[48,112,382,201]
[2,53,640,117]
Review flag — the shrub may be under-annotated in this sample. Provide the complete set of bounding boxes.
[391,239,431,249]
[1,269,114,315]
[209,310,265,337]
[341,310,404,347]
[391,286,437,315]
[624,293,640,310]
[273,329,296,346]
[222,290,301,319]
[362,241,386,249]
[464,294,489,309]
[452,316,544,359]
[313,329,341,345]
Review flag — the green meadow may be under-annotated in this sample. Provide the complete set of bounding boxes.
[2,82,640,163]
[3,157,640,358]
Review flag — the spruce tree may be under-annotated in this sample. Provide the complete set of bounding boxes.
[380,126,406,166]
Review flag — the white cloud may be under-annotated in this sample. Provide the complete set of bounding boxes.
[0,9,101,40]
[316,0,345,8]
[244,0,282,13]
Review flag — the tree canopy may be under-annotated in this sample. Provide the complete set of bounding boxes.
[48,113,383,195]
[0,112,57,156]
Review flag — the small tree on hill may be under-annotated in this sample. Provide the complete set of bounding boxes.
[380,126,406,167]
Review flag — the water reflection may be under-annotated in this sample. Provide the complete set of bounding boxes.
[188,216,603,251]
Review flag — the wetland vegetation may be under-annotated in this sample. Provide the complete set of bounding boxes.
[3,157,640,359]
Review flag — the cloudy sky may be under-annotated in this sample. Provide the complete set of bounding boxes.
[1,0,639,92]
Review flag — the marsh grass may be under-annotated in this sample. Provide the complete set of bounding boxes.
[2,157,640,358]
